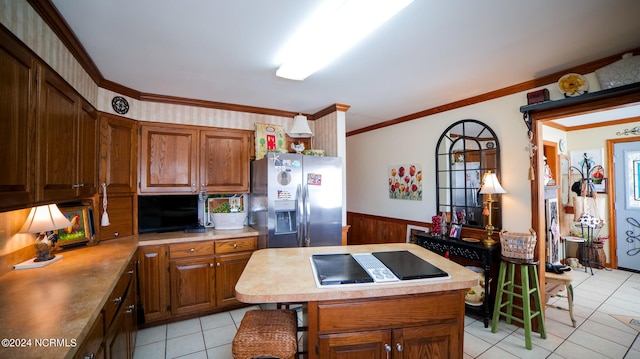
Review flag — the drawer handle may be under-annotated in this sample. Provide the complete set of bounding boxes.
[84,354,95,359]
[233,243,238,248]
[190,248,195,252]
[113,296,122,304]
[128,270,134,274]
[114,232,119,237]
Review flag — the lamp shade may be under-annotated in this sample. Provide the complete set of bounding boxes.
[288,114,313,138]
[479,172,506,195]
[19,204,72,234]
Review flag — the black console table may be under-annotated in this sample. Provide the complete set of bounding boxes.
[416,233,500,328]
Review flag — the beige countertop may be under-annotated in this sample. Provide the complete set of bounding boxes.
[138,226,259,246]
[0,236,138,359]
[235,243,478,303]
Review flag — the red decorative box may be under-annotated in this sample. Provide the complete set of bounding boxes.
[526,89,549,105]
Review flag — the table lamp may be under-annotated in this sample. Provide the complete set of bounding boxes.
[479,171,506,246]
[19,204,72,262]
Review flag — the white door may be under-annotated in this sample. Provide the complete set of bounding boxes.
[614,141,640,271]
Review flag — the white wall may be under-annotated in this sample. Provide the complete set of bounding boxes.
[347,92,535,233]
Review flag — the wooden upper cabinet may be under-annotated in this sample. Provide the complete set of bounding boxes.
[139,124,198,193]
[100,114,137,194]
[139,124,251,194]
[36,68,98,203]
[77,100,98,198]
[37,69,80,202]
[0,29,36,211]
[200,129,250,193]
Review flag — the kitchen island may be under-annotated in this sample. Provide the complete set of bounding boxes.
[235,243,477,359]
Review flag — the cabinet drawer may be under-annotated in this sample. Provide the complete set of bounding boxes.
[215,236,257,254]
[170,241,214,259]
[104,260,134,328]
[73,312,104,359]
[316,291,462,332]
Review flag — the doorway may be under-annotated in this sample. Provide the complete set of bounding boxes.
[612,139,640,271]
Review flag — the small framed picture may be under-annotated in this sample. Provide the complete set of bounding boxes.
[57,205,91,248]
[592,178,607,194]
[449,224,462,239]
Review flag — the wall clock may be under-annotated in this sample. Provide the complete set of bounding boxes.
[558,139,567,153]
[111,96,129,115]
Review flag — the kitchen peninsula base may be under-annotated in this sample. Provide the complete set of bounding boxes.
[235,243,477,359]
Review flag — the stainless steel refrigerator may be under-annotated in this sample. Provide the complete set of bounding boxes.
[250,153,343,248]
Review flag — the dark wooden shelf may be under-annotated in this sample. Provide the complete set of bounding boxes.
[520,82,640,114]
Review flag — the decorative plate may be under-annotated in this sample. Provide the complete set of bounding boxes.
[111,96,129,114]
[462,237,480,243]
[558,73,588,97]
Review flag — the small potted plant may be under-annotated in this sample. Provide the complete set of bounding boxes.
[211,198,247,230]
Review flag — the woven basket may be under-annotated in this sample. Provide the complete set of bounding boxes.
[499,229,537,260]
[232,309,297,359]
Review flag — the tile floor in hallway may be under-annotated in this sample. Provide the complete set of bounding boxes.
[134,267,640,359]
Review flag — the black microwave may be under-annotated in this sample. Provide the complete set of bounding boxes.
[138,195,200,233]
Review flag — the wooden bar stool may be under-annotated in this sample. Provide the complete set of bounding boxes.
[545,269,576,327]
[491,230,546,350]
[232,309,298,359]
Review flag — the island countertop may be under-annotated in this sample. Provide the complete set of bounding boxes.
[235,243,478,303]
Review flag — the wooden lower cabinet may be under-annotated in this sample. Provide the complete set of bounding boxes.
[170,256,216,316]
[311,291,464,359]
[138,245,169,322]
[138,236,256,324]
[215,252,252,307]
[76,258,137,359]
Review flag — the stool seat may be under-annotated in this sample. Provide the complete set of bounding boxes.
[545,269,576,327]
[232,309,298,359]
[491,256,546,350]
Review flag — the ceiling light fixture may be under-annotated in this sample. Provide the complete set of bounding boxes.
[276,0,414,81]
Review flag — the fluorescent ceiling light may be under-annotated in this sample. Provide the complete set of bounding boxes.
[276,0,414,81]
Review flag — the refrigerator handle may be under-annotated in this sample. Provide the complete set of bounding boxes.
[304,183,311,247]
[296,184,304,247]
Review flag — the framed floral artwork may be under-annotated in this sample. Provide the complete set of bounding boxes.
[388,164,422,200]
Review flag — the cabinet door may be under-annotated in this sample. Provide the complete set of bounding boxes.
[0,29,36,211]
[77,100,98,198]
[99,195,135,240]
[200,129,250,193]
[393,323,460,359]
[139,125,198,193]
[100,114,137,194]
[138,246,169,322]
[318,330,391,359]
[37,68,78,202]
[214,252,251,307]
[170,257,215,316]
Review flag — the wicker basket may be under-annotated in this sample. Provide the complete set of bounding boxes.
[232,309,298,359]
[499,229,537,260]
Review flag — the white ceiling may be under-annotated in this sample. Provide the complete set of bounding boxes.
[50,0,640,132]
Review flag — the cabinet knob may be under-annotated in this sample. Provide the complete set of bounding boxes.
[84,353,95,359]
[396,343,403,352]
[233,243,238,248]
[384,344,391,352]
[190,248,195,252]
[114,232,119,237]
[210,263,214,267]
[113,296,122,304]
[128,270,134,275]
[216,262,221,267]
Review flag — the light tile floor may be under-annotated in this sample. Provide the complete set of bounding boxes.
[134,267,640,359]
